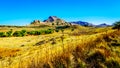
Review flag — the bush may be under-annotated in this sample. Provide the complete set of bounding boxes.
[27,29,53,35]
[55,29,59,32]
[56,25,70,29]
[0,32,6,37]
[21,30,27,36]
[0,29,54,37]
[13,31,23,37]
[27,31,35,35]
[113,21,120,30]
[6,29,13,37]
[45,29,54,34]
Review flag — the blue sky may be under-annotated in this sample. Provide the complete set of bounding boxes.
[0,0,120,25]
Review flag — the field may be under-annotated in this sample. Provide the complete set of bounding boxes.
[0,26,120,68]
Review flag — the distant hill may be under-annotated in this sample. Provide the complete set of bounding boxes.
[95,23,111,27]
[70,21,94,27]
[30,16,111,27]
[70,21,111,27]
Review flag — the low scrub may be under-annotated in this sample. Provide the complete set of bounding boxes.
[0,29,54,37]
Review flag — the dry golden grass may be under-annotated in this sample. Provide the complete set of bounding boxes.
[0,27,120,68]
[0,48,20,57]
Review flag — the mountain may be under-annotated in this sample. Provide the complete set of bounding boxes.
[95,23,111,27]
[43,16,69,25]
[70,21,94,27]
[30,16,111,27]
[43,16,58,22]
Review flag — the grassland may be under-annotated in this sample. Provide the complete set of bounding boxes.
[0,25,120,68]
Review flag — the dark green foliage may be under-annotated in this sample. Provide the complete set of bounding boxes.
[113,21,120,30]
[45,29,53,34]
[0,29,54,37]
[105,60,120,68]
[6,29,13,37]
[13,31,23,37]
[0,32,6,37]
[13,30,27,37]
[27,31,41,35]
[27,29,53,35]
[56,25,70,29]
[21,30,27,36]
[55,29,59,32]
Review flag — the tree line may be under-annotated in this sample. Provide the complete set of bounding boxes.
[0,29,54,37]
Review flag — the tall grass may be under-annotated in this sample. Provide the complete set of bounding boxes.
[0,29,120,68]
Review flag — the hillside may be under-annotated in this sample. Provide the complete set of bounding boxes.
[30,16,70,26]
[30,16,111,28]
[0,26,120,68]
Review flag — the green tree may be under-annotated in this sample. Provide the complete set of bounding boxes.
[0,32,6,37]
[6,29,13,37]
[113,21,120,30]
[21,30,27,36]
[13,31,22,37]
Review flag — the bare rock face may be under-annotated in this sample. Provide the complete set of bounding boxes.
[43,16,59,22]
[43,16,68,25]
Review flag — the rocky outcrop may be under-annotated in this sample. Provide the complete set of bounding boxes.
[31,20,41,25]
[43,16,70,26]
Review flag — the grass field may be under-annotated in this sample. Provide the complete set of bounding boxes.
[0,26,120,68]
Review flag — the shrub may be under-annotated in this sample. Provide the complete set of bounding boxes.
[113,21,120,30]
[45,29,53,34]
[56,25,70,29]
[0,32,6,37]
[6,29,13,37]
[27,29,53,35]
[55,29,59,32]
[27,31,41,35]
[21,30,27,36]
[13,31,23,37]
[27,31,35,35]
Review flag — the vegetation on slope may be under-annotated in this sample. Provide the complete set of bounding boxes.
[0,26,119,68]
